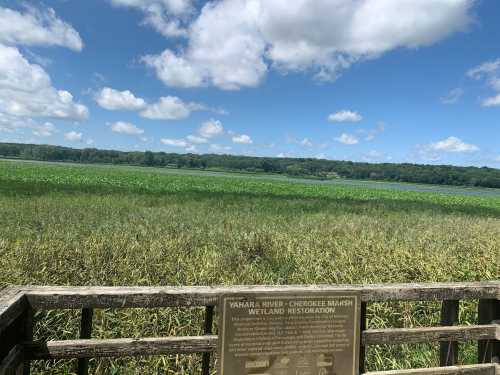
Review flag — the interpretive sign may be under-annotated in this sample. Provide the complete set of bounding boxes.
[218,291,361,375]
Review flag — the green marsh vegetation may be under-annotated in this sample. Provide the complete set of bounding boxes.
[0,160,499,374]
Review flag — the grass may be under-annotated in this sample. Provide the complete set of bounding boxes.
[0,160,499,374]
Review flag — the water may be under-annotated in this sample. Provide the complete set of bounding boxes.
[3,158,500,198]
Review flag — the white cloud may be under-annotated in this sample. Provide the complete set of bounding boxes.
[140,96,201,120]
[232,134,253,144]
[32,122,56,137]
[160,138,188,147]
[108,0,193,37]
[95,87,146,111]
[0,5,83,51]
[94,88,220,119]
[199,119,224,138]
[467,59,500,80]
[440,88,464,104]
[0,44,88,121]
[143,0,472,90]
[108,121,144,135]
[0,115,57,137]
[64,131,82,142]
[24,50,52,67]
[328,110,363,123]
[429,136,479,153]
[186,144,198,152]
[299,138,312,147]
[288,136,313,147]
[142,50,204,88]
[468,58,500,107]
[335,133,359,145]
[186,134,208,144]
[357,122,385,141]
[481,94,500,107]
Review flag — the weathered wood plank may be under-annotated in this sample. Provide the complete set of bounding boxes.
[23,323,500,360]
[77,308,93,375]
[0,290,29,365]
[360,301,368,374]
[478,299,500,363]
[201,306,214,375]
[20,307,33,375]
[0,345,24,375]
[440,300,459,366]
[362,325,499,346]
[26,336,218,360]
[363,363,498,375]
[0,289,27,335]
[21,282,500,309]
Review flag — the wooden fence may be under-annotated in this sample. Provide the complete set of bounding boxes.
[1,282,499,375]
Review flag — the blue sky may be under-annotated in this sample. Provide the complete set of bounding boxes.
[0,0,499,167]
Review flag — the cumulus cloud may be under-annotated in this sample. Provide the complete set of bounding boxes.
[108,0,193,37]
[0,44,88,121]
[468,59,500,80]
[108,121,144,135]
[94,88,221,119]
[142,50,205,88]
[160,138,188,147]
[288,136,313,147]
[328,110,363,123]
[140,96,201,120]
[429,136,479,153]
[481,94,500,107]
[232,134,253,144]
[0,114,57,137]
[143,0,473,90]
[0,5,83,51]
[186,134,208,144]
[357,122,385,141]
[199,119,224,138]
[95,87,146,111]
[64,131,82,142]
[440,88,464,104]
[32,122,56,137]
[335,133,359,145]
[468,58,500,107]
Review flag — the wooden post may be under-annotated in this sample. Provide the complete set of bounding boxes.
[21,308,34,375]
[77,308,93,375]
[439,300,459,366]
[478,299,499,363]
[359,302,367,375]
[0,345,25,375]
[201,306,214,375]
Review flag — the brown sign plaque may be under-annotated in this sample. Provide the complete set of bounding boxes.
[218,291,361,375]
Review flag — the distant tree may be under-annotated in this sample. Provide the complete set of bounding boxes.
[143,151,154,166]
[1,142,499,188]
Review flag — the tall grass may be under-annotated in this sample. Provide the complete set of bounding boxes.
[0,160,498,374]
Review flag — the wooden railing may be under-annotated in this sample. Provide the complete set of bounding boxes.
[1,282,499,375]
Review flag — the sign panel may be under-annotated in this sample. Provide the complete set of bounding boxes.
[218,291,361,375]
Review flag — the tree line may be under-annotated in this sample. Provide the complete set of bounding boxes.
[1,142,499,188]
